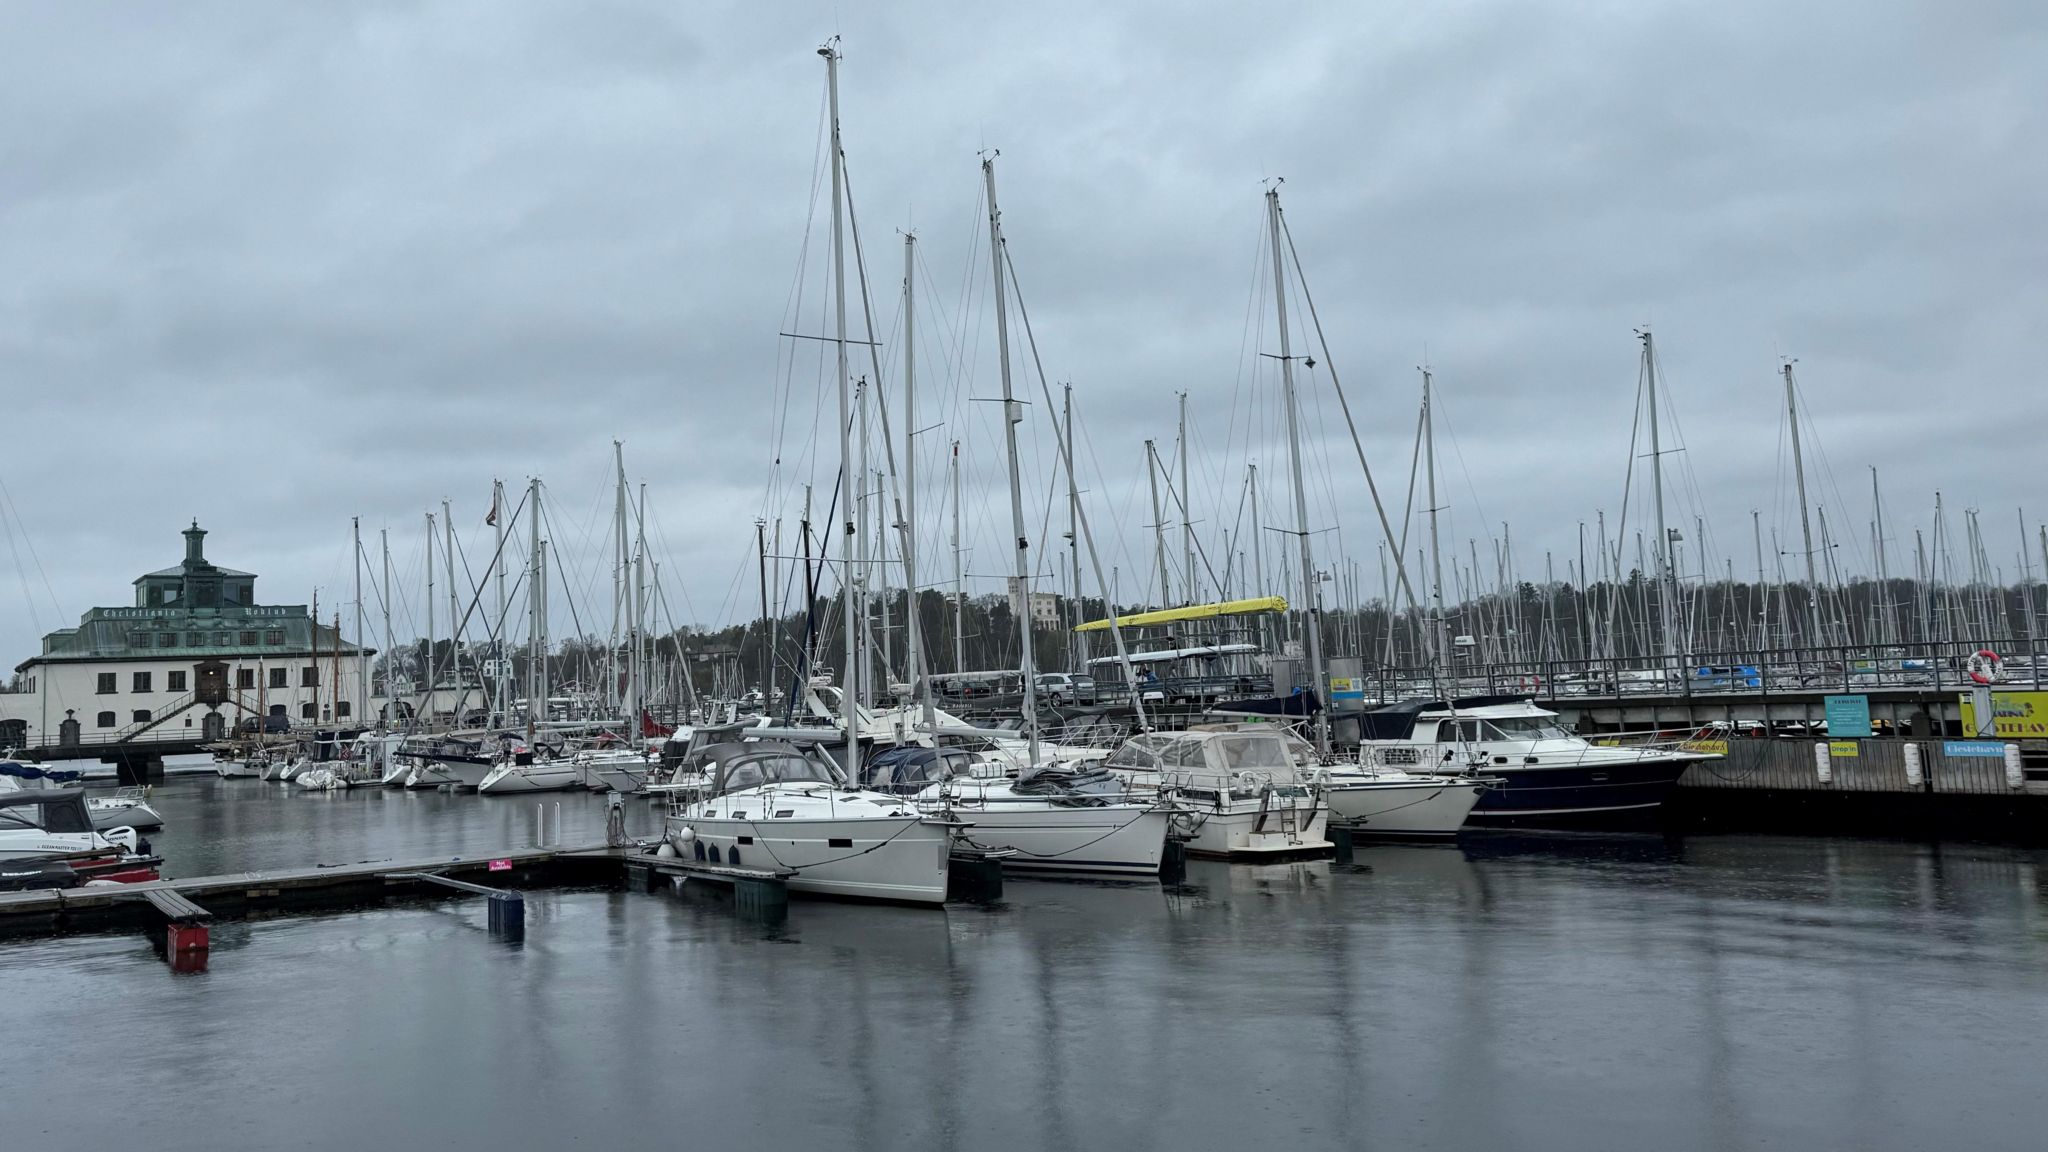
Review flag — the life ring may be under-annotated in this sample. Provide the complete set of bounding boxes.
[1967,649,2003,686]
[1517,674,1542,694]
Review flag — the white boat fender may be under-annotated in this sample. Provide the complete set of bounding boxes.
[1813,742,1832,785]
[2004,743,2025,789]
[671,825,696,845]
[655,841,679,859]
[1902,743,1923,788]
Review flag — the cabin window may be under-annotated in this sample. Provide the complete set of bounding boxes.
[269,667,289,689]
[167,671,186,692]
[96,711,116,728]
[828,838,854,848]
[132,710,150,724]
[736,835,754,845]
[132,671,152,693]
[302,666,318,688]
[237,668,256,690]
[97,673,117,694]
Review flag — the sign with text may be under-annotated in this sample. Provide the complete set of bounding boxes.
[1957,691,2048,739]
[487,859,513,872]
[1824,694,1872,738]
[1829,741,1860,758]
[1943,740,2006,758]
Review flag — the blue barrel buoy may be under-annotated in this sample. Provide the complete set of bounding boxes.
[1330,825,1355,864]
[486,891,525,941]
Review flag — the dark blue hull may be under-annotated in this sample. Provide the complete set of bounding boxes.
[1464,758,1693,828]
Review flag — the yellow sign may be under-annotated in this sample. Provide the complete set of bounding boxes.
[1829,741,1860,758]
[1680,738,1729,756]
[1957,691,2048,739]
[1328,677,1354,692]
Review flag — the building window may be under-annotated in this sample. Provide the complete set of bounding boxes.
[266,630,284,646]
[240,631,257,646]
[133,671,152,693]
[300,702,316,720]
[302,667,319,688]
[237,668,256,690]
[217,632,233,646]
[186,632,203,647]
[336,701,351,718]
[269,667,289,689]
[167,671,187,692]
[96,673,117,694]
[96,711,116,728]
[132,709,151,724]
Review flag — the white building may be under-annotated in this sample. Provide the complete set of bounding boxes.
[0,523,374,751]
[1006,585,1062,629]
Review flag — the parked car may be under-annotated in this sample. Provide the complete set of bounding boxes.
[1035,673,1097,704]
[236,714,292,735]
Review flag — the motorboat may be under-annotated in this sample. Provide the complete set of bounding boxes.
[865,745,1172,879]
[1101,730,1331,859]
[0,763,166,832]
[662,741,951,905]
[1190,722,1487,840]
[1356,696,1718,826]
[215,754,265,778]
[0,790,160,888]
[404,731,524,789]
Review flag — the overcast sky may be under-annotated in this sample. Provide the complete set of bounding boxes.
[2,0,2043,663]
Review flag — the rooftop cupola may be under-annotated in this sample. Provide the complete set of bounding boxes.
[183,521,207,568]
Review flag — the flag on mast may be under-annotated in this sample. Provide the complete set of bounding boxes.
[484,489,499,527]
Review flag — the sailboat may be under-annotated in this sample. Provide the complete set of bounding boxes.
[662,44,953,904]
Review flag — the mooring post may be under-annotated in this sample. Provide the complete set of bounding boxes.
[1330,825,1355,864]
[486,891,525,940]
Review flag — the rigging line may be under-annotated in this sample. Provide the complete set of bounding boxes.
[1275,206,1422,622]
[0,475,62,628]
[1380,384,1430,664]
[766,77,835,520]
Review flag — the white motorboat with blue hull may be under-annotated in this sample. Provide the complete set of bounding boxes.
[1357,697,1715,827]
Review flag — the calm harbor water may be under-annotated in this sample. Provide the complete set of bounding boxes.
[6,774,2047,1151]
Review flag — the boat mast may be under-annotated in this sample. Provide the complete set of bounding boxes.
[380,529,392,729]
[903,232,935,732]
[632,483,646,737]
[951,439,964,672]
[526,477,541,741]
[983,154,1040,772]
[1642,329,1675,664]
[756,517,771,704]
[1423,367,1447,667]
[1784,360,1824,649]
[820,43,860,774]
[1178,391,1194,604]
[494,479,508,722]
[1266,185,1329,756]
[443,499,455,716]
[1249,463,1265,648]
[353,517,366,727]
[424,510,435,723]
[1066,383,1088,676]
[1146,440,1170,609]
[613,442,627,718]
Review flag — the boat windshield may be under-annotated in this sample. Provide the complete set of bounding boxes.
[1210,733,1291,771]
[716,750,840,793]
[1481,716,1571,741]
[0,797,92,834]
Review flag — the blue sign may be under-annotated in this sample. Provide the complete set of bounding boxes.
[1944,740,2006,758]
[1824,694,1871,738]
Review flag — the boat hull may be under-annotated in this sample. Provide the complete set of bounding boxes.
[928,798,1171,877]
[478,762,583,794]
[664,813,950,905]
[1179,798,1331,860]
[88,799,164,832]
[1463,757,1694,827]
[215,760,263,779]
[1325,778,1485,839]
[405,760,491,790]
